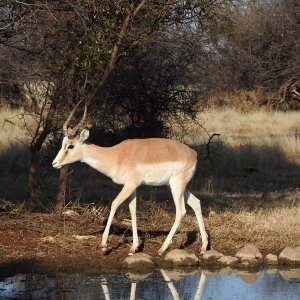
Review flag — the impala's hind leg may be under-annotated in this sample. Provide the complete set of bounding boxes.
[128,191,139,255]
[158,176,186,255]
[185,189,208,253]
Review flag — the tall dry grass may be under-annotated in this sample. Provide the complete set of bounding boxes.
[0,106,25,149]
[179,108,299,149]
[201,108,299,150]
[200,108,300,170]
[0,106,33,201]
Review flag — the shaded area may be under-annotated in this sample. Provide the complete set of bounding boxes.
[1,138,299,209]
[98,224,199,254]
[197,141,300,192]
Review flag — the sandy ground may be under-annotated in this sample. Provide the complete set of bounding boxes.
[1,206,299,276]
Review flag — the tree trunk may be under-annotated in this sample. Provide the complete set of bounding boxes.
[25,98,58,210]
[26,149,38,211]
[55,165,69,211]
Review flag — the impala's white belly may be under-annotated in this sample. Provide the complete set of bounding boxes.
[111,162,176,186]
[138,162,176,186]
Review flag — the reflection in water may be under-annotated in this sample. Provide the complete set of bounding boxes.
[101,277,110,300]
[160,269,181,300]
[0,268,299,299]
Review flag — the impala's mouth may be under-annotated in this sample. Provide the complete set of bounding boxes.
[52,161,62,169]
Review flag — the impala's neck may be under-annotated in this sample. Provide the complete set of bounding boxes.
[81,143,116,178]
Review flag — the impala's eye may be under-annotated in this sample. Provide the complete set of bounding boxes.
[68,144,75,150]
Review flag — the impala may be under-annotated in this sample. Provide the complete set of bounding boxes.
[52,101,208,255]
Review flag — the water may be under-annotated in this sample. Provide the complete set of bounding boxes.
[0,268,299,299]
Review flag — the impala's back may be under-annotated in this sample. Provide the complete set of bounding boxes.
[92,138,198,186]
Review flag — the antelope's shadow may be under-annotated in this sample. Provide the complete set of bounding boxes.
[96,223,209,253]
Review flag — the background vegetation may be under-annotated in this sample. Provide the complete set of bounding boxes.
[0,0,299,214]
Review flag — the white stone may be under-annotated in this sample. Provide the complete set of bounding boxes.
[123,253,154,269]
[278,247,300,264]
[265,254,278,265]
[235,244,263,260]
[218,255,239,266]
[202,250,223,261]
[164,249,199,266]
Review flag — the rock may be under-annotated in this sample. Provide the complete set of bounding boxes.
[202,250,223,261]
[123,253,154,269]
[264,254,278,265]
[295,246,300,251]
[235,244,263,260]
[278,247,300,264]
[218,255,239,266]
[164,249,199,266]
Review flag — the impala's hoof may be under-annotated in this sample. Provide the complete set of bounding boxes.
[200,246,210,255]
[101,245,109,255]
[158,250,164,256]
[129,243,140,255]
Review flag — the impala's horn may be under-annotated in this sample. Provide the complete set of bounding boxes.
[71,100,87,135]
[63,100,87,137]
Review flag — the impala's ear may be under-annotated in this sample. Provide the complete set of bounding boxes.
[79,129,89,144]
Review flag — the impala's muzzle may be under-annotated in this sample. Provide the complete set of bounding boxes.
[52,151,64,168]
[52,159,62,169]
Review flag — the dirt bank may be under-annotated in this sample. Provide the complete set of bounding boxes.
[1,202,299,276]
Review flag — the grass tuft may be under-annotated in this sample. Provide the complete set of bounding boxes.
[0,200,26,218]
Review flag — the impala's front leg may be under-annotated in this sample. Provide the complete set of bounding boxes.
[101,183,137,254]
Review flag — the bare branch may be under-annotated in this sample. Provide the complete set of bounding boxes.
[86,0,147,105]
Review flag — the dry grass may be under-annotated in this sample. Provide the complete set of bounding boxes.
[0,106,33,201]
[178,108,300,148]
[201,109,300,175]
[0,105,39,149]
[208,206,300,255]
[0,106,25,149]
[200,108,300,147]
